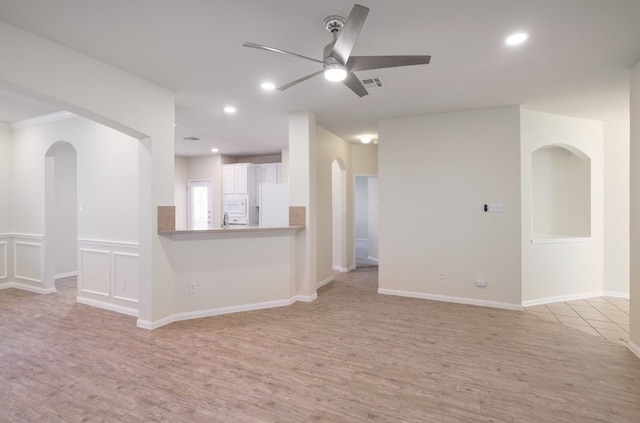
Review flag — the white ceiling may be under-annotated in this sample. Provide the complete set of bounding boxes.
[1,0,639,156]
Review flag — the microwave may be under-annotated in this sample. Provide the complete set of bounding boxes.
[225,200,247,216]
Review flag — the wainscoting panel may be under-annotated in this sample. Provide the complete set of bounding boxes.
[14,240,43,283]
[113,252,139,303]
[79,248,110,296]
[0,241,7,280]
[77,239,140,316]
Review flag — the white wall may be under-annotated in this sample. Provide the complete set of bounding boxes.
[0,127,11,233]
[379,107,522,308]
[52,142,77,276]
[174,156,188,231]
[12,116,139,241]
[331,159,346,270]
[521,109,604,304]
[168,231,296,323]
[281,147,290,183]
[355,177,369,239]
[367,177,379,261]
[0,127,11,286]
[350,144,378,175]
[604,119,630,296]
[630,60,640,352]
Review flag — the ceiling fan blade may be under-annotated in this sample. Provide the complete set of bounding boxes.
[278,70,324,91]
[347,55,431,72]
[243,42,324,64]
[330,4,369,64]
[342,72,369,97]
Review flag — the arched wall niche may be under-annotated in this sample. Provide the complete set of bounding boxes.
[531,144,591,239]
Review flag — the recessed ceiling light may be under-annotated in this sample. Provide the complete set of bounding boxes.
[360,136,372,144]
[261,82,276,90]
[224,106,236,114]
[211,148,219,153]
[505,32,528,46]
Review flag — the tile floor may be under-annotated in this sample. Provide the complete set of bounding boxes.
[525,297,630,346]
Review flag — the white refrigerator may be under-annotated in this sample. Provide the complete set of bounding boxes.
[259,183,289,227]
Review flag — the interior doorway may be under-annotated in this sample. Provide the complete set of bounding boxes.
[355,175,378,268]
[44,141,78,292]
[187,179,213,229]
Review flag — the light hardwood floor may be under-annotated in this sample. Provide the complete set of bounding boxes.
[1,269,640,422]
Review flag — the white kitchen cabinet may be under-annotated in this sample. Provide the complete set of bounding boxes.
[223,163,256,195]
[222,166,236,194]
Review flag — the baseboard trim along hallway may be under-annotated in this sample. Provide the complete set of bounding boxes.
[378,288,523,311]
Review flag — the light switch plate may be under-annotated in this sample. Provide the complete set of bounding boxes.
[488,203,504,213]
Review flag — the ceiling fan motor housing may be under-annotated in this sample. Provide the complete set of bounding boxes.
[324,15,345,34]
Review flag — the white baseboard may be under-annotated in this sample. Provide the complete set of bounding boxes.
[603,291,630,299]
[333,265,357,272]
[295,293,318,302]
[55,271,78,279]
[522,291,604,308]
[316,276,334,289]
[332,265,356,272]
[136,294,318,330]
[628,341,640,360]
[0,281,56,294]
[378,288,523,311]
[367,256,379,264]
[136,317,170,330]
[76,296,138,317]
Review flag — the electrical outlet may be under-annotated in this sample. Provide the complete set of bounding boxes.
[475,274,486,287]
[189,282,197,294]
[439,271,445,280]
[121,279,127,290]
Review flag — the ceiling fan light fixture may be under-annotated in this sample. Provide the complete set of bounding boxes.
[324,64,348,82]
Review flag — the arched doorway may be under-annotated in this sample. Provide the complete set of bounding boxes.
[44,141,78,292]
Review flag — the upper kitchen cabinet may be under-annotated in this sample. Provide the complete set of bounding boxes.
[223,163,256,195]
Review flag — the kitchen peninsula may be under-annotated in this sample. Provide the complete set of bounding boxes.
[148,206,309,329]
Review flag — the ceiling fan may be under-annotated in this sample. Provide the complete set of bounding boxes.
[243,4,431,97]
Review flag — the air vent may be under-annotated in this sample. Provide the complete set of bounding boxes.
[361,77,385,89]
[182,136,200,141]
